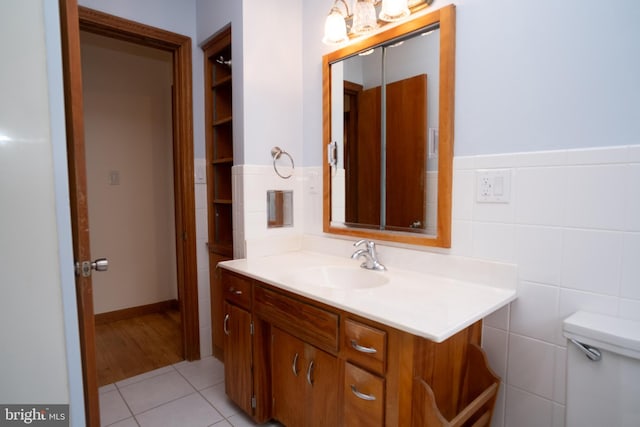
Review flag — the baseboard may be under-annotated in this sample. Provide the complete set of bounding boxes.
[95,299,179,325]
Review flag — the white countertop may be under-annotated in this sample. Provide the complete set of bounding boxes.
[219,251,516,343]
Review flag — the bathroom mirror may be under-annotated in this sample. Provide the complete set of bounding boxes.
[322,5,455,247]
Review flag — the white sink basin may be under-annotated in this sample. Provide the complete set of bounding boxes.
[286,266,389,290]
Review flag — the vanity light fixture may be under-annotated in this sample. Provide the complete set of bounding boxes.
[322,0,433,45]
[379,0,409,22]
[352,0,378,35]
[322,0,350,45]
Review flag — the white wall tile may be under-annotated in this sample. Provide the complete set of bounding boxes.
[510,282,559,343]
[514,167,566,226]
[619,298,640,321]
[482,326,508,381]
[565,146,629,165]
[625,164,640,231]
[504,386,553,427]
[199,326,212,357]
[501,150,567,168]
[194,180,207,210]
[484,304,510,330]
[196,238,209,281]
[475,153,526,169]
[553,346,567,405]
[620,232,640,299]
[556,288,619,346]
[552,403,566,427]
[491,385,506,427]
[452,170,474,220]
[516,226,563,285]
[627,145,640,162]
[472,222,516,263]
[561,229,622,296]
[451,220,473,257]
[565,165,627,230]
[507,334,555,400]
[453,155,475,170]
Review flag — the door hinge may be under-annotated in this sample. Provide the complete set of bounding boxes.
[251,395,256,409]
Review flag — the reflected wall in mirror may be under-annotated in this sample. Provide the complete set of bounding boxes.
[323,5,455,247]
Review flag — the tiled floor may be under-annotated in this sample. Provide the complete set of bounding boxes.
[99,356,281,427]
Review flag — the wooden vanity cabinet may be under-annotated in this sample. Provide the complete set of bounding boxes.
[272,327,339,427]
[219,267,484,426]
[220,270,271,424]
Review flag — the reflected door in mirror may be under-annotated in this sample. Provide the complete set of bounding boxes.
[344,74,427,231]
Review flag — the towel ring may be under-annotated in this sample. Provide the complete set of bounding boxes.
[271,146,294,179]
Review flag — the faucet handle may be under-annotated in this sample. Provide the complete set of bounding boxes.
[353,239,368,248]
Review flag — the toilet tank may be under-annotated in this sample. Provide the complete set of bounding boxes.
[563,311,640,427]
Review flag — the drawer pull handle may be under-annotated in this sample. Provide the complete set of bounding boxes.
[292,353,299,376]
[229,287,242,295]
[351,385,376,401]
[351,340,377,354]
[223,314,230,335]
[306,360,315,386]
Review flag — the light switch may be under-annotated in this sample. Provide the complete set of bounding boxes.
[476,169,511,203]
[109,170,120,186]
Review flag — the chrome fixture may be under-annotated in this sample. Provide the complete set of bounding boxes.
[569,338,602,362]
[351,239,386,271]
[271,146,295,179]
[322,0,433,45]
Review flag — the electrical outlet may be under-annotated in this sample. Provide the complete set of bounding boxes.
[476,169,511,203]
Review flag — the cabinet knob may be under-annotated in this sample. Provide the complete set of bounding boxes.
[350,384,376,401]
[351,339,377,354]
[229,287,242,295]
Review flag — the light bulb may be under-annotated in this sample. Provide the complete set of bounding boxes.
[322,7,348,45]
[379,0,410,22]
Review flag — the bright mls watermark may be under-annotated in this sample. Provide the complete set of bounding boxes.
[0,405,68,426]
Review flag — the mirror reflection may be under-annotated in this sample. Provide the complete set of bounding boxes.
[330,24,440,236]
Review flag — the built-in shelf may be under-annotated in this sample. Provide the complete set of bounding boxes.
[203,25,234,360]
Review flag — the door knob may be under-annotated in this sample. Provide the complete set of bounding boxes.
[91,258,109,272]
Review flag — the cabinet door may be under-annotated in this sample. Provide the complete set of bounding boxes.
[223,302,253,415]
[306,346,339,427]
[272,327,306,427]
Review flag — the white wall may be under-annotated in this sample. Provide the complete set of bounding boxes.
[81,32,177,314]
[0,0,71,406]
[303,0,640,165]
[78,0,204,157]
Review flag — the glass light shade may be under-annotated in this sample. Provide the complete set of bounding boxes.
[351,0,378,35]
[322,8,348,45]
[379,0,410,22]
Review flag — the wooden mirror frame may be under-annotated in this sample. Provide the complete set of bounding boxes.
[322,4,456,248]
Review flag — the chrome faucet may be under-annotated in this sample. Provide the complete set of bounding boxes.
[351,239,386,271]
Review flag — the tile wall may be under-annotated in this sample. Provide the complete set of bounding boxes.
[451,144,640,427]
[195,144,640,426]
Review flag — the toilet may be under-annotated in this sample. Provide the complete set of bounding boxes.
[563,311,640,427]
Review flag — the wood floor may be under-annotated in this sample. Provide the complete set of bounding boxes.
[95,309,183,386]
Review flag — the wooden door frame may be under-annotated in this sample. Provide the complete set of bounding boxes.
[59,2,199,425]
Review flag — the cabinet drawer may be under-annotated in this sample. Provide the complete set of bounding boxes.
[344,363,385,427]
[344,319,387,375]
[221,270,251,309]
[254,285,339,352]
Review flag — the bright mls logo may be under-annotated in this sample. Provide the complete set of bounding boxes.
[0,405,68,426]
